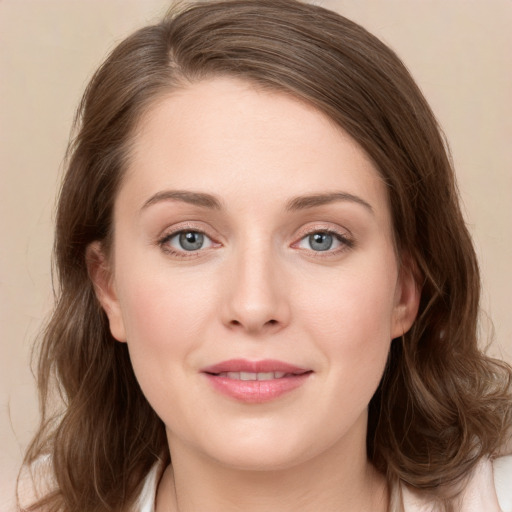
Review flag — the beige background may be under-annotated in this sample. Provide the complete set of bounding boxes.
[1,0,511,507]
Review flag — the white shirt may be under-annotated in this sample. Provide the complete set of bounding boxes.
[135,456,512,512]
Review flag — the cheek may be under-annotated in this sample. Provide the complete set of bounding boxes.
[295,255,397,392]
[116,254,216,346]
[298,262,397,345]
[115,275,218,439]
[113,258,218,401]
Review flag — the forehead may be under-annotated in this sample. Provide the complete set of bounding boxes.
[122,77,389,217]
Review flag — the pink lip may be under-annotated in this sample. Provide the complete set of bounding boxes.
[201,359,312,404]
[201,358,309,374]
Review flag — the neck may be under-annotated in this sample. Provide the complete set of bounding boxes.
[156,417,389,512]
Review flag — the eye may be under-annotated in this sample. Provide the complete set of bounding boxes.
[304,232,336,251]
[295,230,353,252]
[161,230,215,253]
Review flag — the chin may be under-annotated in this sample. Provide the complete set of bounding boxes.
[211,446,309,472]
[198,427,331,472]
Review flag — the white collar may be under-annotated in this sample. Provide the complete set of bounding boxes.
[136,455,512,512]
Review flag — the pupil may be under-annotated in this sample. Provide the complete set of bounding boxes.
[309,232,333,251]
[179,231,204,251]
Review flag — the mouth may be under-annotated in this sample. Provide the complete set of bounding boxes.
[210,371,303,380]
[201,359,313,403]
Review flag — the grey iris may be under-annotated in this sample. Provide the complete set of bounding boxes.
[309,232,333,251]
[179,231,204,251]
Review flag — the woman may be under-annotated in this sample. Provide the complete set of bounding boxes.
[19,0,512,511]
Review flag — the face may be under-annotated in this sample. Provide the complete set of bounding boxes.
[91,77,419,471]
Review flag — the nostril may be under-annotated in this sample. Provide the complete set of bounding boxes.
[228,318,279,329]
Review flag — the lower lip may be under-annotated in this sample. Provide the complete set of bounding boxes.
[203,373,312,403]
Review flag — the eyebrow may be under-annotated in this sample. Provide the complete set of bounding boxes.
[141,189,373,214]
[141,190,222,210]
[285,192,373,214]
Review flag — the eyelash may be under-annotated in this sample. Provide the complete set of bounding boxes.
[292,227,354,257]
[158,224,219,259]
[157,226,354,259]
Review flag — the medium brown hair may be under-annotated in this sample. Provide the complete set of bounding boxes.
[21,1,511,510]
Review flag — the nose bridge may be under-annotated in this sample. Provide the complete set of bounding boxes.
[223,233,289,333]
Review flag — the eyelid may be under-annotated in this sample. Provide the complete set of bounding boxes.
[291,224,355,253]
[156,221,354,258]
[157,222,222,257]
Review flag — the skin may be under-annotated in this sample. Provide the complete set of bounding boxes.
[89,77,420,512]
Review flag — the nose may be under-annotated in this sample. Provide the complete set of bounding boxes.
[221,243,291,335]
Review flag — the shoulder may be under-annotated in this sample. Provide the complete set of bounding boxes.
[15,457,165,512]
[402,455,512,512]
[455,455,511,512]
[15,455,55,511]
[133,461,165,512]
[494,454,512,512]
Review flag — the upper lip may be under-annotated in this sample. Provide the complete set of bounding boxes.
[201,359,311,375]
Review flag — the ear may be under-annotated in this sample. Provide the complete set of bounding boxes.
[86,241,127,342]
[391,254,421,339]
